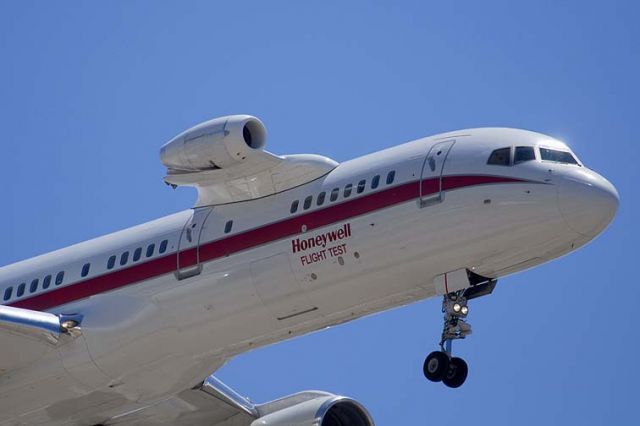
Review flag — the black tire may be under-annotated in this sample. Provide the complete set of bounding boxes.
[442,357,468,388]
[423,351,450,382]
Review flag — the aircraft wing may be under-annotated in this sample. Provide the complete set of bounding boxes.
[0,306,253,425]
[103,376,255,426]
[0,305,82,375]
[104,376,371,426]
[0,306,372,425]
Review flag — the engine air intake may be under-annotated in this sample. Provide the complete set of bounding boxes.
[321,400,372,426]
[242,118,267,150]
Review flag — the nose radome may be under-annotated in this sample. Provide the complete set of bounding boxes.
[558,170,619,238]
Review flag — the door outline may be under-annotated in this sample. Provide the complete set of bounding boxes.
[176,207,213,280]
[419,139,456,207]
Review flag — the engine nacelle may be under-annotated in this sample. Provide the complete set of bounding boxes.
[160,115,267,171]
[252,393,374,426]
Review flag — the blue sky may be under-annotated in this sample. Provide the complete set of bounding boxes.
[1,1,638,424]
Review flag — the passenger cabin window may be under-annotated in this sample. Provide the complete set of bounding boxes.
[133,247,142,262]
[386,171,396,185]
[487,147,511,166]
[159,240,168,254]
[371,175,380,189]
[343,184,353,198]
[317,191,326,206]
[30,279,38,293]
[539,148,579,165]
[514,146,536,164]
[55,271,64,286]
[146,244,155,258]
[290,200,299,214]
[43,275,51,289]
[17,283,25,297]
[330,188,340,202]
[303,195,313,210]
[120,251,129,266]
[81,263,91,277]
[357,179,366,194]
[224,220,233,234]
[3,287,12,301]
[107,255,116,269]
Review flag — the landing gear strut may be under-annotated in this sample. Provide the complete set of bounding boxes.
[423,274,497,388]
[423,291,471,388]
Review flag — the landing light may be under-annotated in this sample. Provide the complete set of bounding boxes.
[453,303,462,313]
[461,306,469,315]
[61,320,78,330]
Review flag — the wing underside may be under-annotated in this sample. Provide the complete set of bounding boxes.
[104,377,255,426]
[1,305,371,425]
[0,305,82,376]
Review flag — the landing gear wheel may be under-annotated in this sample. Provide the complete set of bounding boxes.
[442,357,468,388]
[423,351,450,382]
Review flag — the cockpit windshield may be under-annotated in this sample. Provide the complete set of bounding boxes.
[539,148,579,165]
[514,146,535,164]
[487,146,537,166]
[487,145,580,167]
[487,148,511,166]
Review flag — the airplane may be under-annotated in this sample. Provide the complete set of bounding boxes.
[0,115,618,426]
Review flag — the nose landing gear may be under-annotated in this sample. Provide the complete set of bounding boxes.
[423,272,496,388]
[423,291,471,388]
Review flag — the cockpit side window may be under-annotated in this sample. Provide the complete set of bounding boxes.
[514,146,536,164]
[487,148,511,166]
[539,148,579,165]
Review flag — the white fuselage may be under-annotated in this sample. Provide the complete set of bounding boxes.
[0,128,618,424]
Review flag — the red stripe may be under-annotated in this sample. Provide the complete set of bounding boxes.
[9,175,531,311]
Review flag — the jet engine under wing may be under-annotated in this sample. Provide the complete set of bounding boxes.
[161,115,338,206]
[0,305,82,375]
[105,374,374,426]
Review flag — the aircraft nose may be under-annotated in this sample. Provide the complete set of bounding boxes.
[557,169,619,237]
